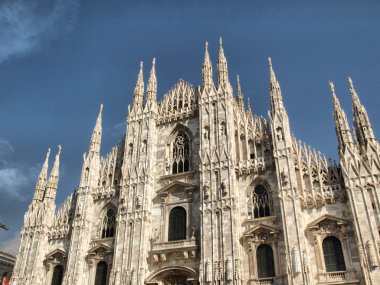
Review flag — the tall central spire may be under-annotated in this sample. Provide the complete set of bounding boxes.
[202,42,214,91]
[330,81,354,152]
[33,148,51,202]
[89,104,103,157]
[348,77,376,149]
[132,62,144,112]
[268,58,284,115]
[146,58,157,104]
[217,37,230,90]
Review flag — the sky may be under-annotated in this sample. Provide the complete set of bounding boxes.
[0,0,379,255]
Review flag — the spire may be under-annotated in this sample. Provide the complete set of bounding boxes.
[217,37,230,90]
[202,41,214,91]
[33,148,51,202]
[247,97,252,114]
[89,104,103,157]
[45,145,61,200]
[330,81,354,152]
[236,74,244,110]
[132,61,144,112]
[146,58,157,104]
[348,77,376,149]
[268,58,284,115]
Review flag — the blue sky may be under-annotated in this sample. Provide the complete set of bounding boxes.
[0,0,379,254]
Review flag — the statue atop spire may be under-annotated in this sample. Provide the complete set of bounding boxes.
[202,41,214,91]
[268,58,284,115]
[33,148,51,202]
[146,58,157,106]
[348,77,376,150]
[89,104,103,157]
[217,36,230,90]
[329,81,354,152]
[45,145,61,201]
[132,61,144,112]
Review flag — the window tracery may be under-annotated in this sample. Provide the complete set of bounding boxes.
[172,132,190,174]
[101,209,116,238]
[252,185,272,218]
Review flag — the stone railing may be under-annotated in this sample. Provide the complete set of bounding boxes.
[237,157,274,174]
[151,238,196,252]
[258,278,274,285]
[150,238,197,262]
[318,270,359,284]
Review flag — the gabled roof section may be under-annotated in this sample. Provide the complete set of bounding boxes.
[307,214,348,230]
[158,80,198,120]
[242,224,279,237]
[88,243,113,254]
[157,180,197,196]
[45,248,67,258]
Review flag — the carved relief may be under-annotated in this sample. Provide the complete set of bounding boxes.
[205,259,212,282]
[226,256,233,281]
[366,240,378,268]
[292,247,301,274]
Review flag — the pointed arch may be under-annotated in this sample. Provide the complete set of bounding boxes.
[100,206,116,238]
[168,125,192,174]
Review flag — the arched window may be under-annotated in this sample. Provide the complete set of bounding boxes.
[172,132,190,174]
[256,244,275,278]
[168,207,186,241]
[51,265,64,285]
[323,236,346,272]
[252,185,271,218]
[101,209,116,238]
[94,261,108,285]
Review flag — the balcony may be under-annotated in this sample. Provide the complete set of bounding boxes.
[150,238,197,262]
[318,270,359,284]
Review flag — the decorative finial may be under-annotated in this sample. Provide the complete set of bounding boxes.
[219,36,223,46]
[205,41,208,50]
[237,74,240,84]
[268,57,272,67]
[348,76,353,88]
[100,104,103,112]
[57,144,62,156]
[329,81,335,94]
[152,57,156,66]
[46,148,51,158]
[140,61,143,69]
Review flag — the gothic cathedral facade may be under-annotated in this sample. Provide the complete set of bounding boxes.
[11,39,380,285]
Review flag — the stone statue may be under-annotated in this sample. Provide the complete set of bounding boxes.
[226,256,233,281]
[292,247,301,274]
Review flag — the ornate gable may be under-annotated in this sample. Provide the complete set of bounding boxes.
[158,80,198,124]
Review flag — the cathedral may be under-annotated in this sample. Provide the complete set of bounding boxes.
[11,38,380,285]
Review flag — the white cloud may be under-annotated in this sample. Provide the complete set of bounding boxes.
[0,231,20,256]
[0,0,81,64]
[109,122,125,138]
[0,139,39,201]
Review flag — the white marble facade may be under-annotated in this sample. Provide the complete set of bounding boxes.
[11,39,380,285]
